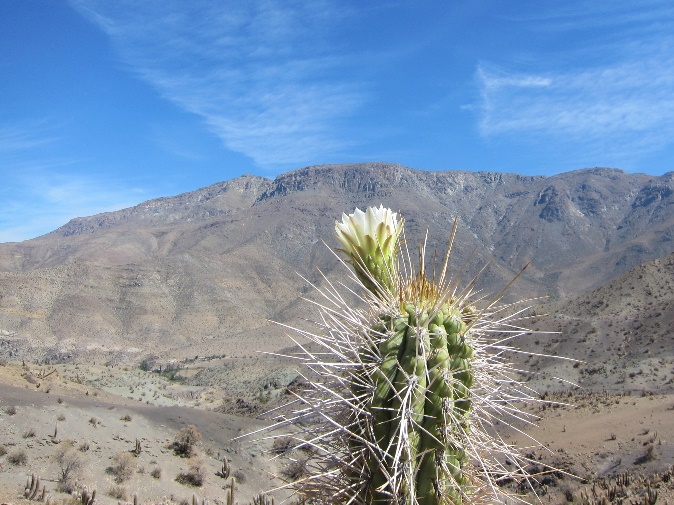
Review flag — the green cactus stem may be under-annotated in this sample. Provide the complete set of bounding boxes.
[253,206,569,505]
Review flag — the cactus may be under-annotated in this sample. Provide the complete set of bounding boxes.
[226,478,236,505]
[25,474,41,500]
[80,488,96,505]
[253,206,565,504]
[252,493,274,505]
[217,458,231,479]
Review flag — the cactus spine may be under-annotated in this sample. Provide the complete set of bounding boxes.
[336,206,481,504]
[256,206,562,504]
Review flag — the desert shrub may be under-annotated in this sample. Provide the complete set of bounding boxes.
[23,427,36,438]
[272,436,296,455]
[176,460,206,487]
[4,405,17,415]
[88,416,99,427]
[232,469,247,484]
[7,449,28,465]
[281,459,308,482]
[106,485,128,500]
[78,442,90,452]
[107,452,136,483]
[635,445,658,464]
[171,425,202,457]
[150,467,162,479]
[0,445,7,456]
[57,414,66,421]
[120,414,132,422]
[54,441,85,493]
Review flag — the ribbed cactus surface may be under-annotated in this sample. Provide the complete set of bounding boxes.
[366,301,475,504]
[255,206,565,505]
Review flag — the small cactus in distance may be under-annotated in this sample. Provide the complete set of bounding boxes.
[24,474,41,501]
[217,458,231,479]
[253,206,565,504]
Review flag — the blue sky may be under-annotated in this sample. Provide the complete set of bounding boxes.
[2,1,674,242]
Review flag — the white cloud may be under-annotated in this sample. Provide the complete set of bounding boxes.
[0,122,58,153]
[0,166,147,242]
[0,124,148,242]
[476,1,674,160]
[69,0,365,169]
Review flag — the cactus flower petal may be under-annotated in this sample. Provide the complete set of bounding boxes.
[335,205,403,296]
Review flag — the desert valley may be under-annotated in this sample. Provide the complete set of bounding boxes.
[0,163,673,505]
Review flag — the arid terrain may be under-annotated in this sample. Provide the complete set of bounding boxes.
[0,164,673,504]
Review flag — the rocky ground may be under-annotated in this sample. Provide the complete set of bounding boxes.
[0,361,293,505]
[0,356,672,505]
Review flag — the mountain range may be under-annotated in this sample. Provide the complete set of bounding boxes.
[0,163,673,365]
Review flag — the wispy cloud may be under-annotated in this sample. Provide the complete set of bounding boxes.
[475,1,674,162]
[0,122,59,153]
[69,0,366,169]
[0,123,148,243]
[0,167,148,243]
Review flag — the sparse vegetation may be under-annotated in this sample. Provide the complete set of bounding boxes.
[176,460,206,487]
[171,425,202,457]
[159,363,186,383]
[54,441,86,493]
[7,449,28,465]
[22,427,36,438]
[150,466,162,479]
[280,459,308,482]
[634,445,658,465]
[271,435,296,455]
[232,469,247,484]
[106,485,128,500]
[107,452,136,483]
[24,473,46,501]
[4,405,17,415]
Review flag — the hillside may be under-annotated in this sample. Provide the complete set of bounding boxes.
[524,251,674,395]
[0,163,673,363]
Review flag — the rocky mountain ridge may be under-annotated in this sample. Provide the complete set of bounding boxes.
[0,163,672,363]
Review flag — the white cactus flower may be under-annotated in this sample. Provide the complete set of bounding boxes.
[335,205,404,295]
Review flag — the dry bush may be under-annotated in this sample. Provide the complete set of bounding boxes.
[634,445,658,465]
[281,459,308,482]
[7,450,28,466]
[55,440,86,492]
[272,436,296,455]
[4,405,17,415]
[150,467,162,479]
[106,485,128,500]
[0,445,7,456]
[107,452,136,483]
[23,427,36,438]
[171,425,202,457]
[176,460,206,487]
[120,414,132,422]
[233,469,247,484]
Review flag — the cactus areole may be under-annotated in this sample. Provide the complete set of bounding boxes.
[335,206,480,504]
